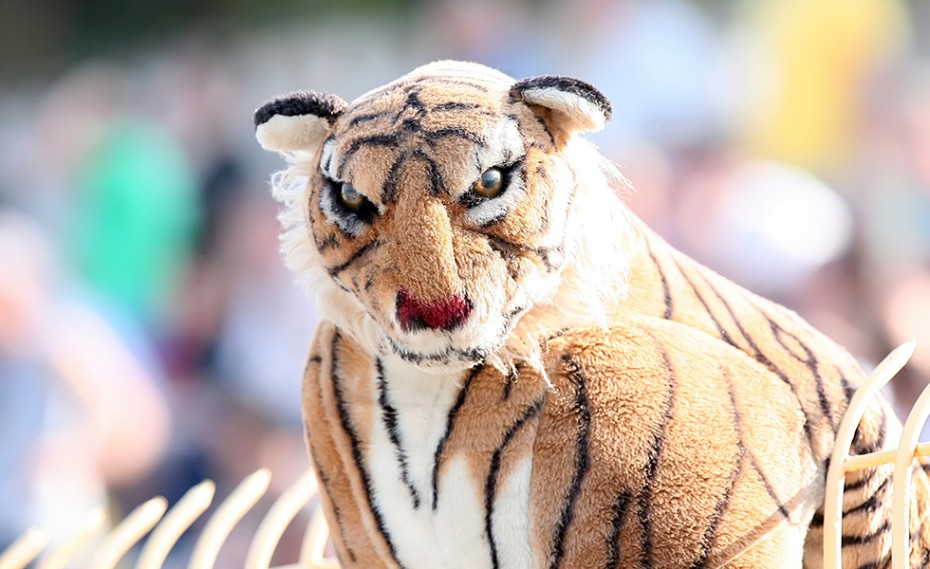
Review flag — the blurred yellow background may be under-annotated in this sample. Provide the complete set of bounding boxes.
[1,0,929,566]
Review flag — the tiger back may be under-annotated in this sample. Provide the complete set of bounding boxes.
[255,60,930,568]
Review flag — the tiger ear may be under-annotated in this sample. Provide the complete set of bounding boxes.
[510,76,612,142]
[254,91,347,153]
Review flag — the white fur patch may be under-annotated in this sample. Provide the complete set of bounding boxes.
[366,357,497,568]
[493,455,535,569]
[521,87,607,133]
[256,113,332,152]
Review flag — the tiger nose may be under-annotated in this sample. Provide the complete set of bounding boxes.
[396,289,472,332]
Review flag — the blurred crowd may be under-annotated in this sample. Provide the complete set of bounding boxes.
[1,0,929,565]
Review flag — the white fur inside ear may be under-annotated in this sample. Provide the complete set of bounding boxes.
[255,114,333,153]
[521,87,607,132]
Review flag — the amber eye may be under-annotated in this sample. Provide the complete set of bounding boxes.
[340,183,365,209]
[473,168,505,198]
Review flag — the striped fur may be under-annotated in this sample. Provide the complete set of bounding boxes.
[257,61,930,568]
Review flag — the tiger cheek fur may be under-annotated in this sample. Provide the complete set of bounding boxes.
[257,60,930,569]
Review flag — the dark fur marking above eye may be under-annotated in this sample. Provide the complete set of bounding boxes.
[432,101,481,111]
[400,118,422,132]
[349,111,390,127]
[412,76,490,92]
[339,133,402,178]
[328,239,382,277]
[424,127,486,147]
[411,148,446,196]
[381,152,408,204]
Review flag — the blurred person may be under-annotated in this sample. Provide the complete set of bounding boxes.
[731,0,908,175]
[855,67,930,283]
[675,154,855,299]
[421,0,545,78]
[849,65,930,426]
[28,62,201,332]
[0,210,171,545]
[69,110,200,328]
[209,188,318,427]
[158,185,316,566]
[551,0,729,156]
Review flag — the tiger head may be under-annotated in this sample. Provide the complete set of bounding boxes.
[256,61,630,372]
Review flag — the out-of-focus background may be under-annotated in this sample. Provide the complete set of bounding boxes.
[1,0,929,565]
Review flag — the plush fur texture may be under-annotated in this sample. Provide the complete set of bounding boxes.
[256,61,930,568]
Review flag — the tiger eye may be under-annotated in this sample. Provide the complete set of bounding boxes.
[340,183,365,209]
[473,168,504,198]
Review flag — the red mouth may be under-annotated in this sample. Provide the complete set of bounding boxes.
[396,290,472,332]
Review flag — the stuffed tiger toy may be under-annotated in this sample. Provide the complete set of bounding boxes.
[254,61,930,568]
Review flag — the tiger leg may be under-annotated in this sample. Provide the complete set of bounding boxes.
[720,523,807,569]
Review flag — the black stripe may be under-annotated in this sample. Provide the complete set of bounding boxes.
[531,113,557,148]
[424,126,487,146]
[322,137,335,174]
[840,374,857,403]
[306,437,357,563]
[412,76,491,91]
[672,256,736,346]
[852,407,886,455]
[398,89,426,118]
[843,475,890,517]
[319,233,340,251]
[328,239,382,277]
[329,332,403,566]
[694,268,818,448]
[381,152,408,203]
[549,356,592,569]
[605,490,633,569]
[431,365,482,510]
[338,133,402,178]
[502,364,520,401]
[411,148,447,196]
[485,395,545,569]
[841,520,890,546]
[431,101,481,111]
[645,240,673,320]
[749,456,791,520]
[845,469,877,492]
[769,319,836,433]
[532,162,552,237]
[638,348,677,569]
[375,358,421,509]
[348,111,390,127]
[486,234,560,272]
[385,335,490,367]
[810,511,824,528]
[691,372,749,569]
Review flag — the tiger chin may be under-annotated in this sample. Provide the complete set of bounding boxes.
[256,61,930,569]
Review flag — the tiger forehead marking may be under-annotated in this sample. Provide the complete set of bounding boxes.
[326,80,525,205]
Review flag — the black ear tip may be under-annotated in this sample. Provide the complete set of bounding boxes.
[511,75,612,121]
[253,91,348,128]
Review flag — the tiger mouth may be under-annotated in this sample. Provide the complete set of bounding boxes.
[395,290,473,333]
[382,334,491,367]
[381,300,530,368]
